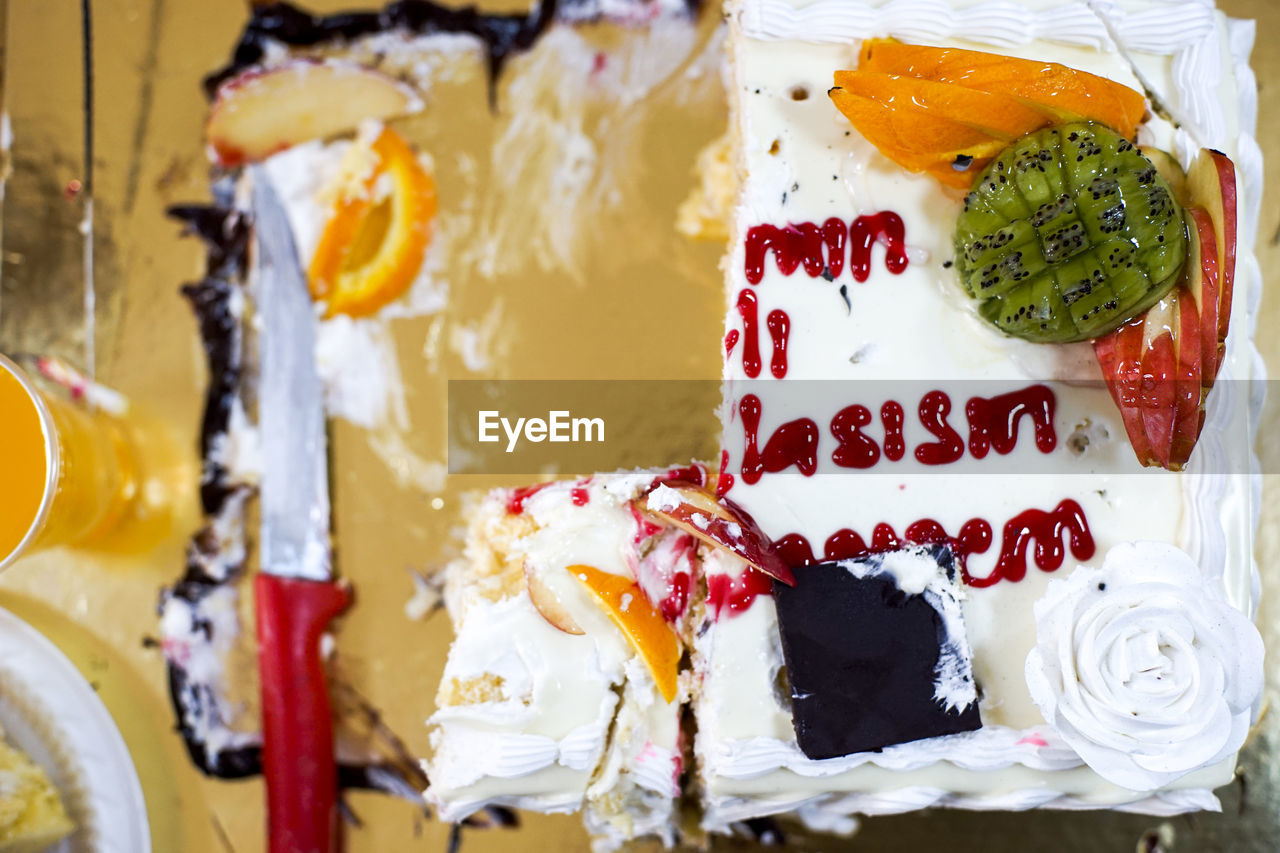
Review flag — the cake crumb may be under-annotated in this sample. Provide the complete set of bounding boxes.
[440,674,507,706]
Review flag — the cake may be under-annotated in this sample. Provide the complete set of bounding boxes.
[164,0,1265,847]
[425,468,712,847]
[427,0,1265,844]
[697,0,1263,829]
[0,725,74,853]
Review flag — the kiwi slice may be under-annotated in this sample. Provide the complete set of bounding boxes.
[954,122,1187,343]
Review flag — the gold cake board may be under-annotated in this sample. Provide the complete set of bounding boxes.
[0,1,1276,850]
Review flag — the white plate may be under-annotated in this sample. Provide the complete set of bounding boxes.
[0,607,150,853]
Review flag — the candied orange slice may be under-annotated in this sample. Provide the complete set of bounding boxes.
[858,39,1147,140]
[570,564,680,703]
[307,127,435,317]
[828,86,1007,189]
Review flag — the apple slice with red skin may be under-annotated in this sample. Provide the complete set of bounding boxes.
[206,59,421,166]
[1180,207,1221,392]
[636,481,795,585]
[1136,297,1178,469]
[524,561,584,635]
[1141,146,1190,202]
[1094,144,1237,470]
[1167,286,1204,469]
[1096,208,1218,470]
[1095,316,1156,465]
[1185,148,1238,383]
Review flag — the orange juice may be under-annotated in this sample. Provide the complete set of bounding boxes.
[0,355,153,570]
[0,363,52,564]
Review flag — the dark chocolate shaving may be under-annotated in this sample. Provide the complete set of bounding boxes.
[180,276,243,515]
[740,817,785,845]
[773,546,982,760]
[170,192,249,515]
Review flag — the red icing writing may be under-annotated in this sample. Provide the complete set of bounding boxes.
[831,404,879,469]
[736,289,762,378]
[767,309,790,379]
[774,499,1091,590]
[740,394,819,485]
[849,212,909,282]
[774,532,816,567]
[966,384,1057,458]
[916,390,965,465]
[963,499,1094,588]
[740,386,1060,481]
[744,213,907,285]
[881,400,906,461]
[716,449,734,498]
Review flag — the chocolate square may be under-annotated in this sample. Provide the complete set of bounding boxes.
[773,545,982,759]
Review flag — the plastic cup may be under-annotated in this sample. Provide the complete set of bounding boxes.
[0,353,140,571]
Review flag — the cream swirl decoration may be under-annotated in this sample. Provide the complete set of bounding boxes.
[1025,542,1263,792]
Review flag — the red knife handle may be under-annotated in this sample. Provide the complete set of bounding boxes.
[255,573,352,853]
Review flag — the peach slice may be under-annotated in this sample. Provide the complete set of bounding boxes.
[570,564,680,703]
[636,481,795,585]
[857,40,1146,140]
[828,87,1004,189]
[206,59,422,167]
[524,561,584,635]
[307,127,436,317]
[833,71,1051,141]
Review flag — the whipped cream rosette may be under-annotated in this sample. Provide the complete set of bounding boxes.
[1025,542,1263,792]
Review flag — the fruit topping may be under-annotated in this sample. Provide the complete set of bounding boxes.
[828,84,1015,190]
[570,564,680,703]
[206,60,422,167]
[773,546,982,759]
[307,127,436,318]
[636,481,795,585]
[857,40,1146,139]
[1185,149,1238,383]
[1092,147,1237,470]
[831,43,1146,188]
[524,561,585,636]
[954,123,1186,343]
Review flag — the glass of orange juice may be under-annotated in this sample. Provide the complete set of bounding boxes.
[0,353,143,571]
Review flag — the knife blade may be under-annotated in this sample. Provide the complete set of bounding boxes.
[251,166,352,853]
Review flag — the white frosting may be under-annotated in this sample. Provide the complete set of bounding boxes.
[700,0,1264,827]
[313,314,408,430]
[427,472,685,837]
[1025,542,1263,791]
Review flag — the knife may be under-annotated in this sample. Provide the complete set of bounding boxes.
[251,167,352,853]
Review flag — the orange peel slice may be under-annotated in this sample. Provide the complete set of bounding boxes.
[570,564,680,703]
[307,127,436,317]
